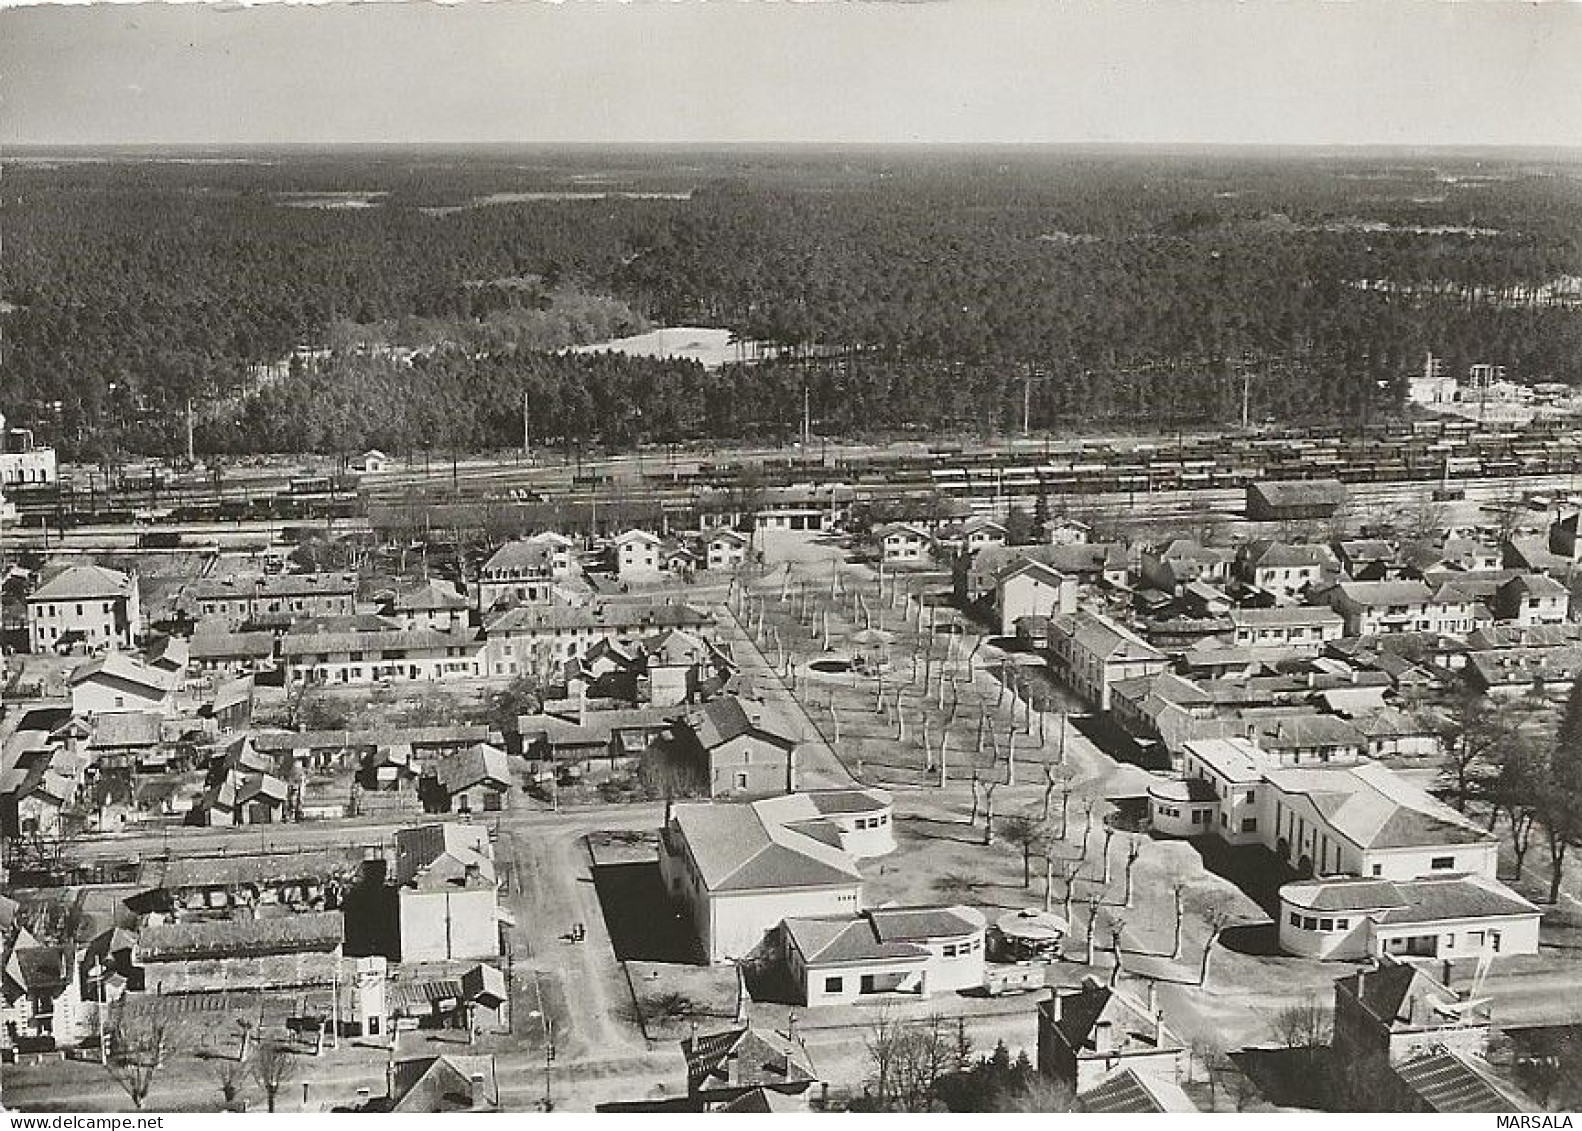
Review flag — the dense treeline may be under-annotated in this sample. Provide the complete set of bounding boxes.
[4,148,1580,455]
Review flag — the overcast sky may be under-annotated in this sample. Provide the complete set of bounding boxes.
[4,0,1580,147]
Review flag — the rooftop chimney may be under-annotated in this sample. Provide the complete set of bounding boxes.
[1093,1019,1114,1057]
[1154,1011,1166,1049]
[468,1071,488,1108]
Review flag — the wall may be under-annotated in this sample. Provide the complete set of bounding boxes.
[71,674,168,716]
[709,886,861,964]
[398,887,499,962]
[29,595,134,654]
[828,810,896,858]
[708,736,791,799]
[1374,912,1540,960]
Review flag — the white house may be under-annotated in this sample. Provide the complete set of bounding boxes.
[1279,872,1540,961]
[614,529,664,580]
[1236,541,1337,602]
[1045,611,1168,711]
[875,523,933,565]
[280,627,484,685]
[705,529,751,571]
[27,565,140,654]
[477,534,581,609]
[994,560,1077,636]
[68,652,177,716]
[1321,580,1482,638]
[780,905,986,1006]
[1228,606,1345,654]
[1492,574,1570,627]
[352,449,391,474]
[658,796,866,963]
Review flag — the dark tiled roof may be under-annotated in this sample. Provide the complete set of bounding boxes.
[681,1027,815,1094]
[388,1055,499,1112]
[137,911,344,961]
[1394,1050,1525,1113]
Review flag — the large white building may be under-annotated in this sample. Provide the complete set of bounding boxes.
[1148,737,1534,960]
[0,413,57,486]
[27,565,141,653]
[659,794,881,963]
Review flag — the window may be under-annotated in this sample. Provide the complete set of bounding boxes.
[1335,919,1349,931]
[1489,931,1501,953]
[1319,918,1334,932]
[1430,856,1455,871]
[1371,864,1383,877]
[1245,790,1256,804]
[824,977,843,993]
[1241,817,1257,833]
[942,945,957,957]
[734,772,749,789]
[1302,916,1317,930]
[1468,931,1485,948]
[1289,912,1302,928]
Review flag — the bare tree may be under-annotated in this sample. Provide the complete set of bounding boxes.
[1269,994,1332,1050]
[213,1058,249,1111]
[1122,836,1144,905]
[251,1041,296,1114]
[1001,814,1041,885]
[105,1012,181,1111]
[981,780,999,846]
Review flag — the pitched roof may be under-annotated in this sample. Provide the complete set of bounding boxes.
[1230,606,1345,628]
[667,797,863,893]
[679,696,794,752]
[190,630,277,661]
[388,1055,499,1112]
[69,652,175,694]
[397,579,469,611]
[1249,478,1347,505]
[681,1026,816,1094]
[136,911,344,961]
[30,564,133,602]
[1045,979,1180,1058]
[1051,610,1164,664]
[188,571,357,601]
[393,822,496,889]
[1392,1050,1527,1113]
[805,788,891,816]
[1242,540,1337,569]
[1376,873,1540,926]
[1079,1067,1197,1113]
[1264,761,1495,850]
[782,917,927,966]
[1335,580,1435,608]
[90,710,163,749]
[433,743,511,795]
[279,627,479,657]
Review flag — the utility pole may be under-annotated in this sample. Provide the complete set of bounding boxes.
[802,383,812,457]
[1240,365,1251,430]
[1023,368,1032,437]
[185,399,196,465]
[522,390,531,460]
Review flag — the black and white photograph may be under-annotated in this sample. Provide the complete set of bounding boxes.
[1,0,1580,1116]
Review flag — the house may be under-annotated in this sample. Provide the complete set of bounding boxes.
[1140,540,1236,592]
[86,710,166,770]
[387,963,508,1037]
[483,602,713,679]
[1492,573,1569,626]
[477,534,581,609]
[132,849,362,918]
[658,796,867,963]
[428,743,512,814]
[516,706,673,776]
[1321,581,1481,638]
[1334,539,1399,581]
[875,523,932,565]
[392,579,470,632]
[134,912,345,995]
[352,448,391,475]
[376,1054,499,1113]
[681,1025,818,1108]
[1439,537,1504,574]
[0,748,87,841]
[668,696,798,798]
[642,629,729,707]
[185,572,357,630]
[1242,713,1367,766]
[935,517,1008,557]
[1465,644,1582,698]
[1246,478,1347,522]
[705,529,751,571]
[1331,958,1532,1112]
[1236,541,1337,601]
[27,564,140,653]
[1228,606,1345,653]
[392,823,501,963]
[68,652,177,716]
[280,627,484,685]
[191,770,290,827]
[2,929,85,1049]
[1280,872,1540,961]
[1037,979,1187,1097]
[1044,611,1168,711]
[1043,517,1091,545]
[994,560,1077,636]
[614,529,664,579]
[189,629,276,676]
[779,905,986,1006]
